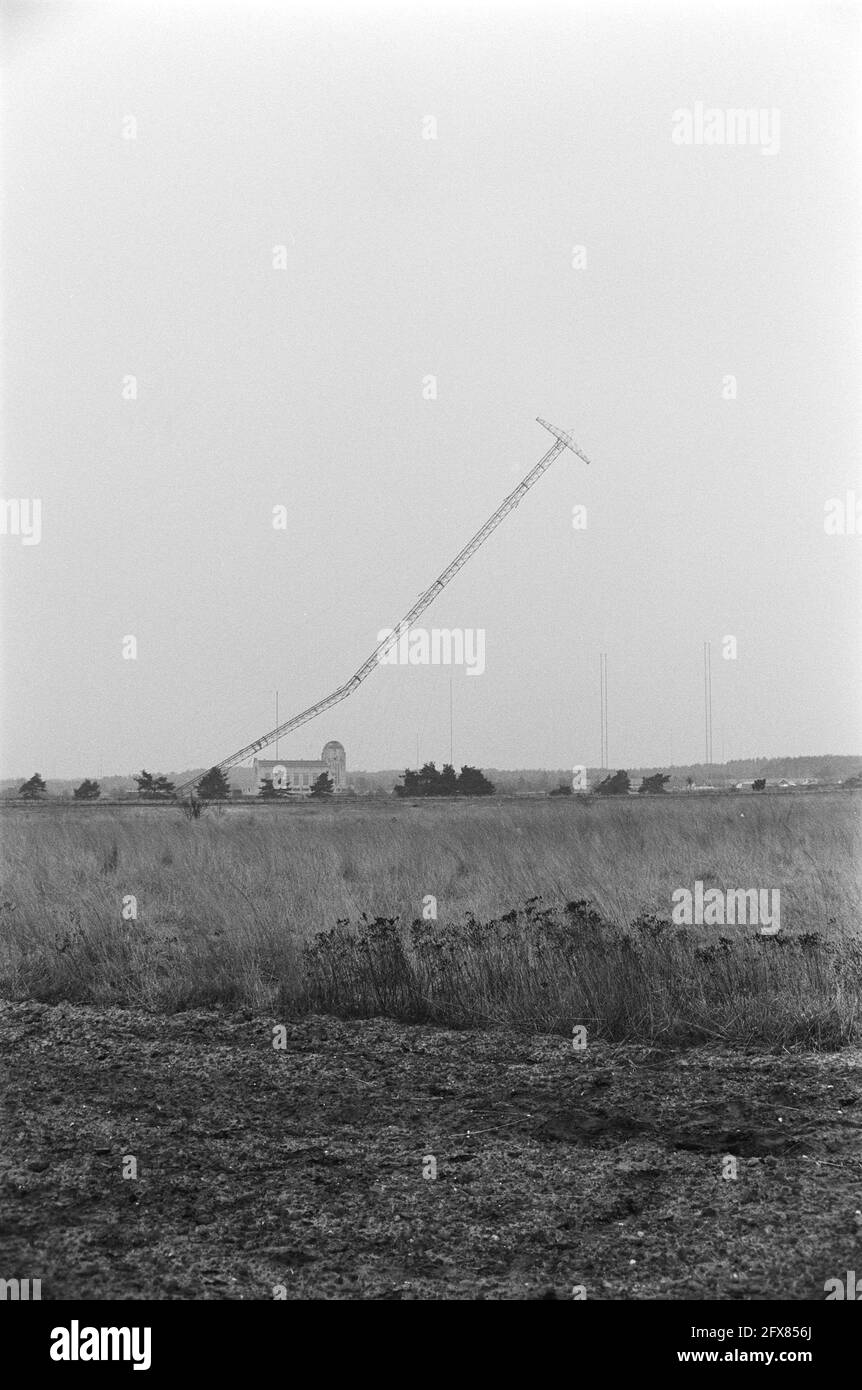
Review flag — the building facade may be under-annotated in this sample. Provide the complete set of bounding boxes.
[250,740,347,795]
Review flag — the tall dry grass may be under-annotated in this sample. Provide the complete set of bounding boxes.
[0,793,859,1044]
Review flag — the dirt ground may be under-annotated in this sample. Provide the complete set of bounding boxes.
[1,1000,859,1300]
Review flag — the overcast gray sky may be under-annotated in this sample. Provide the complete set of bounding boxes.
[2,0,860,779]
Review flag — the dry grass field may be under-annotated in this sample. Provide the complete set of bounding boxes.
[1,791,860,1045]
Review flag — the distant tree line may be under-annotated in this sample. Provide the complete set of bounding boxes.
[11,759,861,803]
[394,762,495,797]
[550,770,669,796]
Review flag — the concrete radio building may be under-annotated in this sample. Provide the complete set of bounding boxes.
[250,740,347,795]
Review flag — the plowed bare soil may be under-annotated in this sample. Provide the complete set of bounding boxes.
[1,1000,859,1299]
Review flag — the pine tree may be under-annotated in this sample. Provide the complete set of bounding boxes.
[19,773,47,799]
[639,773,669,795]
[595,770,630,795]
[457,765,495,796]
[73,778,101,800]
[197,766,231,801]
[394,768,420,797]
[134,770,175,800]
[418,762,442,796]
[439,763,458,795]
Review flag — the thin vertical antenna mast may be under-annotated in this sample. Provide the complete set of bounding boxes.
[600,653,606,767]
[703,642,714,767]
[275,692,279,760]
[599,653,609,770]
[708,643,713,765]
[604,655,609,769]
[449,677,454,767]
[703,644,707,766]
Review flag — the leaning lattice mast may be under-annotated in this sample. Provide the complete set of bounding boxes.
[175,418,590,796]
